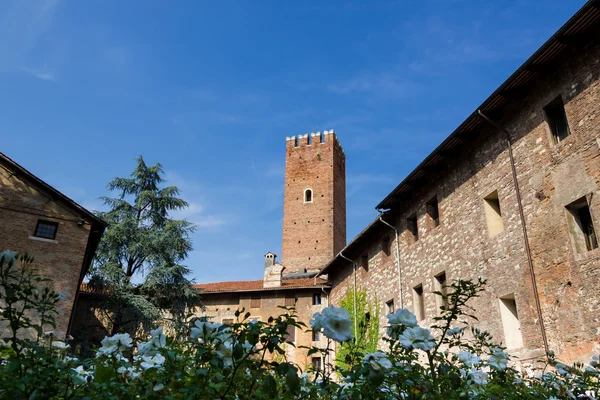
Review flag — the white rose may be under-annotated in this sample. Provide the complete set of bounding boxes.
[319,306,353,343]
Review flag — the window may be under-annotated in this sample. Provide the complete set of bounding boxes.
[413,285,425,321]
[434,272,448,312]
[407,214,419,243]
[381,236,391,256]
[312,293,322,305]
[222,318,234,325]
[250,296,261,308]
[427,197,440,227]
[386,299,395,314]
[498,294,523,349]
[312,330,321,342]
[483,191,504,237]
[285,324,295,342]
[33,220,58,240]
[304,189,313,203]
[566,197,598,253]
[360,254,369,271]
[544,96,570,143]
[285,295,296,307]
[312,357,322,371]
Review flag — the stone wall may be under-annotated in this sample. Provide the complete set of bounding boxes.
[199,288,329,370]
[328,33,600,363]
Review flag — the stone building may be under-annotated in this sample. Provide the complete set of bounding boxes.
[195,253,330,371]
[191,131,343,369]
[0,152,106,338]
[318,1,600,364]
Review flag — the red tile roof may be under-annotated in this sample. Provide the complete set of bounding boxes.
[194,277,329,293]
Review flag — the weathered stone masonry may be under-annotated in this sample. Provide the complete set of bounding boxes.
[320,3,600,364]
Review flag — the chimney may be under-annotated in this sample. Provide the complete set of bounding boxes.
[264,252,284,288]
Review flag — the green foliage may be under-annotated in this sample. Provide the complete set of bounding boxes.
[336,288,379,370]
[2,253,599,399]
[88,156,199,337]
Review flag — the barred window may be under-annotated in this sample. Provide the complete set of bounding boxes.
[34,220,58,240]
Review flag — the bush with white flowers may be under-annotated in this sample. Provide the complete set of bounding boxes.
[1,251,599,399]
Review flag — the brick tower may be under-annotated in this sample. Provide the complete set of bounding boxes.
[281,130,346,273]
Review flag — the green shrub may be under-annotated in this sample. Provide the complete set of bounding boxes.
[1,251,599,399]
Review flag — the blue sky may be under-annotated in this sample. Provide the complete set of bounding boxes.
[0,0,586,283]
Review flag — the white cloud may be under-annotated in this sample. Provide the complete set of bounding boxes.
[164,172,231,230]
[328,71,420,98]
[0,0,60,73]
[18,65,55,81]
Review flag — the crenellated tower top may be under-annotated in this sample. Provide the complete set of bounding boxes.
[281,129,346,273]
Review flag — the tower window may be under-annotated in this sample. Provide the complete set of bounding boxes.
[566,197,598,253]
[407,214,418,243]
[427,197,440,227]
[304,189,313,203]
[483,191,504,237]
[34,220,59,240]
[544,96,570,144]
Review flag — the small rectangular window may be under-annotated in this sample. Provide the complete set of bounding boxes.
[434,272,448,312]
[407,214,418,243]
[286,324,296,342]
[566,197,598,253]
[484,191,504,237]
[386,299,395,314]
[427,197,440,227]
[312,330,321,342]
[285,296,296,307]
[250,296,261,309]
[498,294,523,349]
[222,318,234,325]
[360,254,369,271]
[381,236,391,256]
[312,357,322,371]
[413,285,425,321]
[34,220,58,240]
[312,293,322,305]
[544,96,570,143]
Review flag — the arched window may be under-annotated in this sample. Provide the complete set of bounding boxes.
[304,188,313,203]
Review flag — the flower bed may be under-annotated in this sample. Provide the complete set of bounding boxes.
[1,251,598,399]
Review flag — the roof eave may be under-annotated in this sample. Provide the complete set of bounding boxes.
[376,0,600,210]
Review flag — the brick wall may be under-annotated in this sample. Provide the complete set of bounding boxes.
[281,131,346,273]
[0,169,92,338]
[328,33,600,363]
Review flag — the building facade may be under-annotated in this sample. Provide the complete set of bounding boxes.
[319,2,600,365]
[190,131,344,369]
[195,253,330,370]
[281,130,346,273]
[0,153,106,338]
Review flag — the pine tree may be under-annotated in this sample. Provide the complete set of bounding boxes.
[88,156,198,336]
